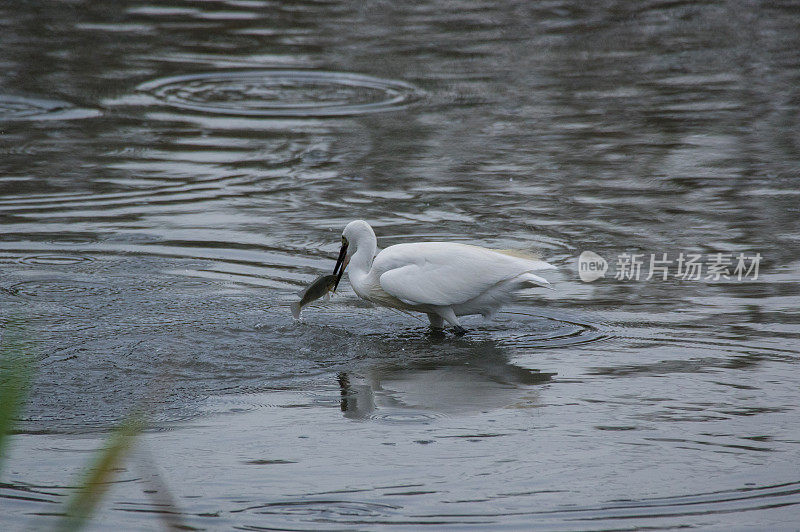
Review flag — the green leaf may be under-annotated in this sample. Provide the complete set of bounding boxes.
[58,414,146,532]
[0,323,35,478]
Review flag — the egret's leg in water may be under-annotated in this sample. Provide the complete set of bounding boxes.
[434,306,467,335]
[427,313,444,329]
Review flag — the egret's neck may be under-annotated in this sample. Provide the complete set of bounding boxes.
[348,236,377,280]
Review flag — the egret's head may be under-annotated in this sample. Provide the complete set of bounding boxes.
[332,220,374,291]
[341,219,375,249]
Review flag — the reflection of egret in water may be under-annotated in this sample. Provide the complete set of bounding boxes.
[337,334,554,421]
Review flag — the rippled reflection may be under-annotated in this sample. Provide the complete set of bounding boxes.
[337,338,554,421]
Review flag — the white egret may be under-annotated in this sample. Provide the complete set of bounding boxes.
[332,220,555,334]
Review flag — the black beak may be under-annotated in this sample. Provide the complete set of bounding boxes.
[332,241,349,292]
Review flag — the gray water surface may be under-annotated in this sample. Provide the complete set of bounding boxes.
[1,1,800,530]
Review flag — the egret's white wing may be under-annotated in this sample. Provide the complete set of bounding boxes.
[376,242,553,307]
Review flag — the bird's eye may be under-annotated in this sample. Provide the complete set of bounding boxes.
[342,237,347,245]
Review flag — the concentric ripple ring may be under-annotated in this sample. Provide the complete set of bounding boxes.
[136,70,423,117]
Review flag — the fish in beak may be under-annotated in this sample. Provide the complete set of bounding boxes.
[332,239,349,292]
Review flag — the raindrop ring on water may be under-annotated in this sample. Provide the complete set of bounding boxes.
[135,70,423,117]
[18,254,92,266]
[8,279,117,302]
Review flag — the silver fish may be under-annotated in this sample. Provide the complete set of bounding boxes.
[291,274,337,319]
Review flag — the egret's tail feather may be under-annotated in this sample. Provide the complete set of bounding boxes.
[520,272,554,290]
[290,301,301,320]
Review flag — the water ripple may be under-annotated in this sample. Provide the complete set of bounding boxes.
[6,279,118,303]
[496,311,609,349]
[0,94,101,121]
[533,480,800,523]
[231,499,401,519]
[134,70,423,117]
[18,254,92,265]
[369,411,447,424]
